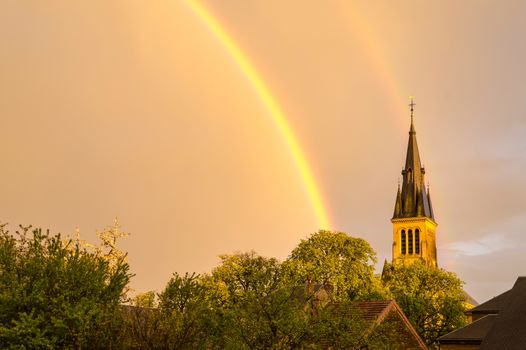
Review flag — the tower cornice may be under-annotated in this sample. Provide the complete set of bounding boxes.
[391,216,437,227]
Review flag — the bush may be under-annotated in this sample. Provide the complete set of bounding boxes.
[0,223,132,349]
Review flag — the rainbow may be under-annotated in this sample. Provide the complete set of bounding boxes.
[184,0,331,229]
[333,2,408,127]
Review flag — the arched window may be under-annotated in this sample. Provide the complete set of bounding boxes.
[415,229,420,254]
[408,229,413,254]
[401,230,406,255]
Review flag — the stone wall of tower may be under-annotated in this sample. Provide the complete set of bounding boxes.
[392,217,437,267]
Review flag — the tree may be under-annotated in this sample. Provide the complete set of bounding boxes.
[126,248,412,349]
[152,272,214,349]
[148,251,378,349]
[203,251,391,349]
[382,261,468,348]
[210,251,282,303]
[0,223,131,349]
[206,251,298,349]
[283,230,386,301]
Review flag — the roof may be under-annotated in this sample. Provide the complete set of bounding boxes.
[355,300,428,349]
[467,289,511,314]
[306,297,426,349]
[355,300,394,321]
[393,115,434,221]
[440,277,526,348]
[438,314,497,344]
[480,277,526,349]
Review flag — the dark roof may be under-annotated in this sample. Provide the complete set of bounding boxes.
[393,115,434,220]
[438,314,497,344]
[480,277,526,349]
[440,277,526,349]
[468,289,511,314]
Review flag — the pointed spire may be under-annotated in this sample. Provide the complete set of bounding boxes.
[381,259,392,279]
[427,183,435,220]
[393,181,402,218]
[405,97,422,173]
[392,98,434,221]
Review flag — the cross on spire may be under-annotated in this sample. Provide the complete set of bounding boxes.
[409,96,416,123]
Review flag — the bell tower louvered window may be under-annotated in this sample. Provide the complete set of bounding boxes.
[415,229,420,254]
[408,229,413,254]
[401,230,406,255]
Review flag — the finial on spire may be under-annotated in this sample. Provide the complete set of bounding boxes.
[409,96,415,123]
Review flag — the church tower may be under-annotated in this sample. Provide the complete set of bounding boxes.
[391,100,437,267]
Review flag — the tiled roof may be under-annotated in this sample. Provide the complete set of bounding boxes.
[354,300,394,321]
[355,300,428,349]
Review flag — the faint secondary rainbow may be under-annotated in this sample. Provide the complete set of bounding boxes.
[184,0,331,229]
[334,1,409,129]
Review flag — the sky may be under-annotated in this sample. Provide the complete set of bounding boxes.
[1,0,526,303]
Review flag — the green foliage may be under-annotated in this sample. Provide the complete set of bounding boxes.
[382,261,468,348]
[122,231,468,349]
[208,252,303,349]
[122,272,219,349]
[210,251,282,303]
[126,253,296,349]
[133,291,157,308]
[309,301,407,349]
[284,230,386,301]
[0,220,466,349]
[129,251,399,349]
[0,224,131,349]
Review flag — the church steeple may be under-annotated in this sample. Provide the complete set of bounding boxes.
[393,99,434,221]
[390,98,438,267]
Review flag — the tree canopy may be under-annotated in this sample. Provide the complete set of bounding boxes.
[0,222,469,349]
[382,260,468,348]
[283,230,386,301]
[142,250,396,349]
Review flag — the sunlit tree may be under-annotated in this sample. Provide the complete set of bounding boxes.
[382,260,468,348]
[283,230,386,301]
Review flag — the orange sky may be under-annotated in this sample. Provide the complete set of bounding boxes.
[1,1,526,302]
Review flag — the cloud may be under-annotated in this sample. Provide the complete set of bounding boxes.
[441,211,526,258]
[443,233,517,257]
